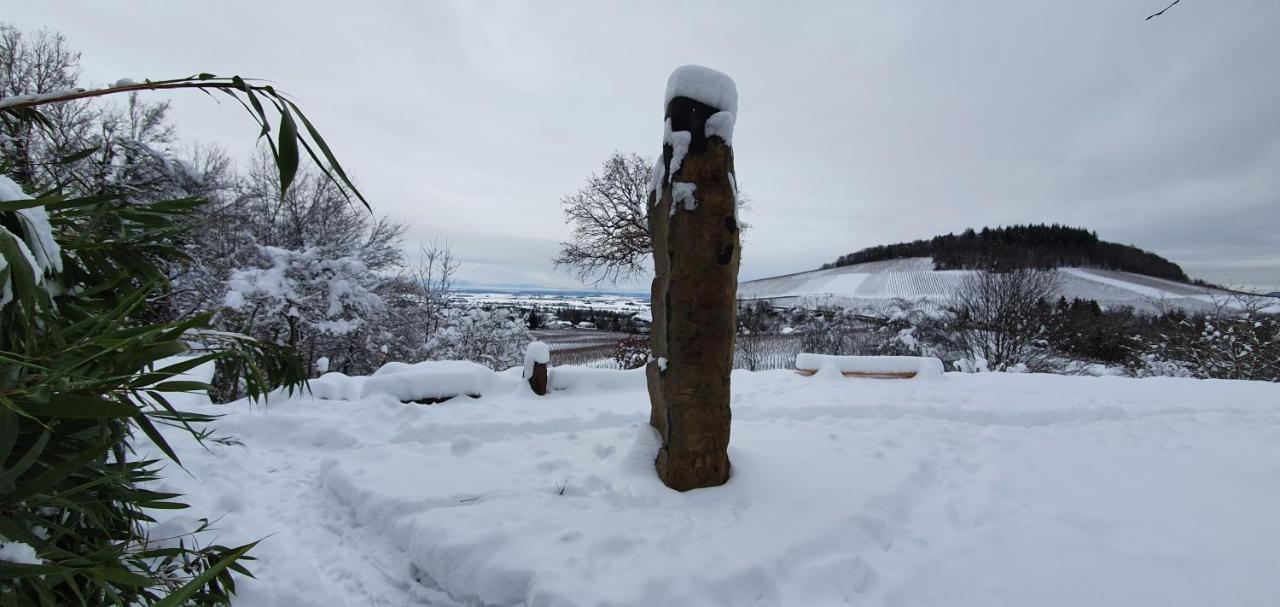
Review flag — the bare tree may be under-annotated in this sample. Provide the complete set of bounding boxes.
[372,238,460,368]
[0,24,84,187]
[555,151,752,285]
[408,238,460,336]
[554,152,653,284]
[1146,0,1182,20]
[949,269,1061,371]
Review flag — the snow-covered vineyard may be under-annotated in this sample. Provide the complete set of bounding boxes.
[146,359,1280,607]
[739,257,1241,314]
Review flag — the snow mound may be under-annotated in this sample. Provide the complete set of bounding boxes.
[139,364,1280,607]
[523,341,550,379]
[665,64,738,113]
[312,360,510,402]
[795,354,944,379]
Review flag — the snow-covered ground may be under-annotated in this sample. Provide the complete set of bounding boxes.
[146,361,1280,606]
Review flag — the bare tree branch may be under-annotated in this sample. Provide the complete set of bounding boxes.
[554,152,654,285]
[1146,0,1182,21]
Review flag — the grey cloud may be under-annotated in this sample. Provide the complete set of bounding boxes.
[11,0,1279,291]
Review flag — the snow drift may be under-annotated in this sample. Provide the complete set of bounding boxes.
[142,360,1280,606]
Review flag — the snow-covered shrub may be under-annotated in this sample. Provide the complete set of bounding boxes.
[1131,295,1279,381]
[612,335,651,369]
[217,245,389,393]
[0,23,384,602]
[224,245,384,338]
[197,157,445,388]
[424,307,532,370]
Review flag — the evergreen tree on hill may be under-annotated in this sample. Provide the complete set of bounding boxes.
[821,224,1188,282]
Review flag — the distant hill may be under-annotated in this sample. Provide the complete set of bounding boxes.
[821,224,1188,282]
[740,257,1229,314]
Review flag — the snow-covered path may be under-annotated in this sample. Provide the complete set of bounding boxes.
[146,366,1280,606]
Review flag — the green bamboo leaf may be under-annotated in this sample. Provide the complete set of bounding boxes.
[56,145,100,164]
[0,428,50,492]
[0,198,48,212]
[150,381,211,393]
[288,101,371,210]
[86,566,152,586]
[153,542,257,607]
[6,441,113,502]
[132,414,180,465]
[19,395,140,420]
[277,104,300,196]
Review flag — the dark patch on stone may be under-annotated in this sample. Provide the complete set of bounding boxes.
[528,361,548,396]
[725,216,738,233]
[717,244,734,265]
[666,96,721,161]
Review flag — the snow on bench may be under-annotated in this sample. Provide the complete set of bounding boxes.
[311,360,500,403]
[794,353,944,379]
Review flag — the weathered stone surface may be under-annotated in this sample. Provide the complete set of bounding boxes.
[528,361,548,396]
[647,91,740,492]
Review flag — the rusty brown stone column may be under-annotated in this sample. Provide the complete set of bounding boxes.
[646,65,740,491]
[528,361,548,396]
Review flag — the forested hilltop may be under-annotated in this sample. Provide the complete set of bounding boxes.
[822,224,1189,282]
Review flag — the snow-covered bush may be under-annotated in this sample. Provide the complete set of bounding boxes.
[198,156,430,388]
[224,246,385,338]
[424,307,532,370]
[612,335,651,369]
[0,23,385,603]
[216,245,389,394]
[1132,295,1279,381]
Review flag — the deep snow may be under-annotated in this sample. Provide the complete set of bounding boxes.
[143,361,1280,606]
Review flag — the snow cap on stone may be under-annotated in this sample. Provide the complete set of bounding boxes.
[524,341,550,379]
[665,65,738,113]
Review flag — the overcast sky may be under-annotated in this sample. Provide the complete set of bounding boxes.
[11,0,1280,292]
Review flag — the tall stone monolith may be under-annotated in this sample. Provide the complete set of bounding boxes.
[646,65,740,491]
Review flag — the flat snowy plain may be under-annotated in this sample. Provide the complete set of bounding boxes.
[145,361,1280,606]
